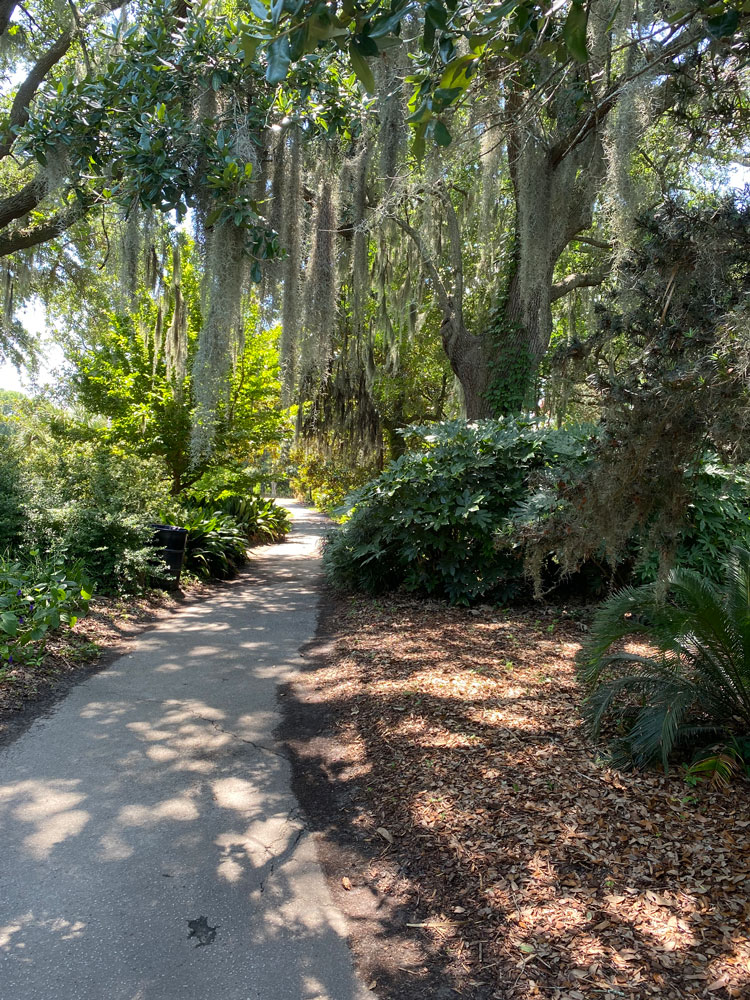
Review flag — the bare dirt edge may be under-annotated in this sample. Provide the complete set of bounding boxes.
[278,588,463,1000]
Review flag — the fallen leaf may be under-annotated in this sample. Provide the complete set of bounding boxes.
[342,876,352,890]
[377,827,394,844]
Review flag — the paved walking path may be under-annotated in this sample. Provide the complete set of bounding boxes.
[0,501,372,1000]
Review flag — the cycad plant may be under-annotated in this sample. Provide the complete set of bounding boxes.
[578,547,750,771]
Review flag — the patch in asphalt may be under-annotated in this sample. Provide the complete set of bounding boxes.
[187,915,218,947]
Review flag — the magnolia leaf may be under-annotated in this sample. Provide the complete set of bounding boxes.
[248,0,268,19]
[241,33,261,66]
[706,10,739,37]
[369,4,413,39]
[265,35,291,84]
[412,119,427,165]
[433,120,452,146]
[563,1,588,63]
[348,42,376,93]
[440,53,477,90]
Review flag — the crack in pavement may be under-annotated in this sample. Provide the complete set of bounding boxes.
[199,716,291,761]
[258,827,307,895]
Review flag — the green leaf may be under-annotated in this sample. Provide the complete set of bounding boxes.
[0,612,18,636]
[265,35,291,84]
[563,1,588,63]
[370,4,413,39]
[412,119,427,165]
[270,0,284,27]
[249,0,268,19]
[241,33,261,66]
[706,10,740,38]
[355,33,379,57]
[433,120,452,146]
[440,54,477,90]
[348,41,376,93]
[425,0,449,31]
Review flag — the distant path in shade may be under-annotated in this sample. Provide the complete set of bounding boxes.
[0,500,373,1000]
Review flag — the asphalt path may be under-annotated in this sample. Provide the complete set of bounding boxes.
[0,501,373,1000]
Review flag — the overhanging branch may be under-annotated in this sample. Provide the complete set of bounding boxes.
[0,0,17,36]
[0,204,83,256]
[0,176,47,229]
[551,269,609,302]
[0,31,73,160]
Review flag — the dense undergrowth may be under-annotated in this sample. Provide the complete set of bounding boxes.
[323,417,750,604]
[0,424,290,669]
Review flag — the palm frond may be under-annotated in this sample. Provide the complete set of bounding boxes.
[579,547,750,769]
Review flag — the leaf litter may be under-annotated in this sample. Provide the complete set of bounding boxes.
[292,594,750,999]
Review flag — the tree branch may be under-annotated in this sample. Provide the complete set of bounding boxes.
[390,213,452,320]
[0,176,47,229]
[437,185,465,323]
[0,204,83,256]
[549,29,701,168]
[551,269,609,302]
[571,234,612,251]
[0,0,18,36]
[0,30,73,160]
[0,0,125,161]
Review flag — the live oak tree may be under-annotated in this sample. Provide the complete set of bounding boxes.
[257,0,750,417]
[2,0,748,445]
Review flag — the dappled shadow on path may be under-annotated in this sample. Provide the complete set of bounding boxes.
[0,503,369,1000]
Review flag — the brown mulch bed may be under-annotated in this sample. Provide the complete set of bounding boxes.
[0,579,215,742]
[286,593,750,1000]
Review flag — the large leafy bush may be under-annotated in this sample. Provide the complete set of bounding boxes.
[0,440,25,551]
[162,507,248,579]
[579,548,750,771]
[186,470,291,542]
[324,419,592,604]
[24,445,171,592]
[634,464,750,585]
[0,551,91,668]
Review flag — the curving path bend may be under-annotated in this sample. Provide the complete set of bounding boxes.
[0,501,373,1000]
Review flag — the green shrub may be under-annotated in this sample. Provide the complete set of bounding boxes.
[185,477,291,543]
[578,547,750,771]
[21,444,172,593]
[0,551,91,668]
[0,440,25,551]
[634,464,750,585]
[324,419,592,605]
[162,507,248,578]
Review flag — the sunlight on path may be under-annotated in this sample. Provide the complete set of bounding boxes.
[0,501,372,1000]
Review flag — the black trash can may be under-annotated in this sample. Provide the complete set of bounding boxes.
[151,524,188,590]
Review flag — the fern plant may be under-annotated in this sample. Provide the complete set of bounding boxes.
[578,547,750,771]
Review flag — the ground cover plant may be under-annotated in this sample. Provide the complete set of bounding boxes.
[286,594,750,1000]
[0,551,91,670]
[580,547,750,773]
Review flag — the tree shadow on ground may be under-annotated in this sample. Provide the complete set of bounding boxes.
[279,591,750,1000]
